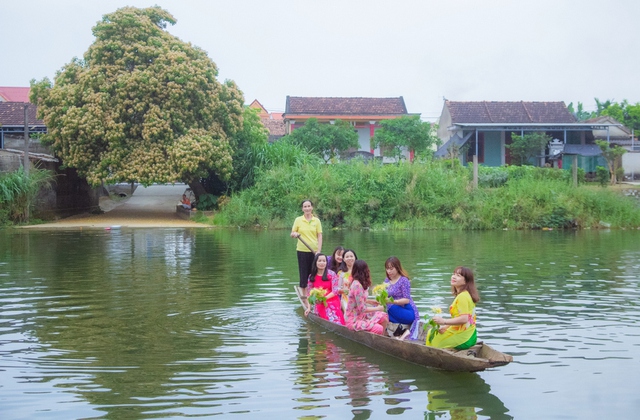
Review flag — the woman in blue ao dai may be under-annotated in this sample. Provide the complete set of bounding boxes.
[384,256,420,340]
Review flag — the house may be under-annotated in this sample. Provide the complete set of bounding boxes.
[248,99,286,142]
[283,96,414,161]
[0,102,47,152]
[435,100,622,170]
[584,115,635,149]
[0,86,31,103]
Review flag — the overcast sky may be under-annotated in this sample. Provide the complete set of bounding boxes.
[2,0,639,121]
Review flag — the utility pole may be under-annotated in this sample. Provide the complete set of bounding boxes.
[23,103,30,223]
[23,103,30,175]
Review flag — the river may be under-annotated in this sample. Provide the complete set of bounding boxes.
[1,228,639,419]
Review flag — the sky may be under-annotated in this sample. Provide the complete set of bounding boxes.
[2,0,639,121]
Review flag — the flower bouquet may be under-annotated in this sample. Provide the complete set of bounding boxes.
[371,283,394,310]
[424,307,443,343]
[308,288,327,307]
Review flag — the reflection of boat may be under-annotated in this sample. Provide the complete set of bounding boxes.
[295,286,512,372]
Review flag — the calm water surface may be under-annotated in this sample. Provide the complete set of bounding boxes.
[1,228,639,419]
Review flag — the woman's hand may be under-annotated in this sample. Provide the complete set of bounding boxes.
[432,316,444,325]
[290,232,300,238]
[304,307,311,317]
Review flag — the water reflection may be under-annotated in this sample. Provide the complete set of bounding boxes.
[1,229,640,418]
[294,327,512,419]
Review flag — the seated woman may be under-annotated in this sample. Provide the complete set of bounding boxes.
[181,194,192,209]
[344,260,388,335]
[426,266,479,350]
[383,257,420,340]
[337,249,357,312]
[304,253,344,325]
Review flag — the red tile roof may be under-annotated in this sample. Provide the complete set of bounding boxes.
[0,87,31,103]
[0,102,45,126]
[260,117,286,136]
[285,96,408,116]
[446,101,576,124]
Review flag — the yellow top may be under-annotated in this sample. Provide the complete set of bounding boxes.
[291,215,322,252]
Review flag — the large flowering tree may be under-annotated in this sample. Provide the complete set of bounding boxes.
[30,6,244,196]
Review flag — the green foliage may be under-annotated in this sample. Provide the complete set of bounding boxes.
[506,132,552,166]
[567,102,595,121]
[373,115,438,161]
[595,166,609,187]
[196,193,217,211]
[31,6,243,189]
[581,98,640,132]
[595,140,626,184]
[215,162,640,230]
[203,106,269,195]
[0,167,55,224]
[478,165,571,188]
[287,118,359,163]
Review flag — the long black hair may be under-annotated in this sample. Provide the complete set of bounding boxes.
[329,246,345,272]
[351,260,372,290]
[308,253,329,284]
[338,249,358,273]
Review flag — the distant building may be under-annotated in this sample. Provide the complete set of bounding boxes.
[248,99,285,143]
[0,86,31,103]
[434,100,624,171]
[283,96,414,161]
[0,101,47,151]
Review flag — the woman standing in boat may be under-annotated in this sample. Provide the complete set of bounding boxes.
[345,260,388,335]
[291,199,323,297]
[337,249,357,311]
[384,257,420,340]
[304,253,345,325]
[426,266,479,350]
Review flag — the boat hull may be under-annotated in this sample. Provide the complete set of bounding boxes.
[295,286,512,372]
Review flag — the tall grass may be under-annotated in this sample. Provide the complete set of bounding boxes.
[214,160,640,230]
[0,167,55,224]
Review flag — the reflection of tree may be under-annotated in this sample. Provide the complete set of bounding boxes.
[2,229,241,418]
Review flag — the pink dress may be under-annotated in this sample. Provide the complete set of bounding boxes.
[345,280,387,334]
[309,270,345,325]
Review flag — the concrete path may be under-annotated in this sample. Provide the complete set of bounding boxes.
[25,184,208,229]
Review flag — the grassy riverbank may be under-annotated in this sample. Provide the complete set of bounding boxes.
[210,160,640,230]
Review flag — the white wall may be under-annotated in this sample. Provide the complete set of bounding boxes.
[622,151,640,179]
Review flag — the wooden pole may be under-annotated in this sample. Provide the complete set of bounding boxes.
[23,104,29,175]
[572,155,578,187]
[23,104,30,222]
[473,155,478,189]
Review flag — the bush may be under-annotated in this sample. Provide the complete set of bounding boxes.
[0,167,54,224]
[213,161,640,230]
[596,166,609,187]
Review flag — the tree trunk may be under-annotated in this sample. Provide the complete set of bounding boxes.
[188,179,207,200]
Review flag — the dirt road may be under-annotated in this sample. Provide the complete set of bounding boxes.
[24,184,209,229]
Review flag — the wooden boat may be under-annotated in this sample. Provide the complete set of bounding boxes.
[295,286,513,372]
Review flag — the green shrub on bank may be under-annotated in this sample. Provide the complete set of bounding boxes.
[214,161,640,230]
[0,167,55,225]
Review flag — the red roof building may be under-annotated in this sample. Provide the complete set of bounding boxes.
[0,87,31,103]
[249,99,285,142]
[283,96,414,159]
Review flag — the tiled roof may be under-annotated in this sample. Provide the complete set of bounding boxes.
[446,101,576,124]
[285,96,408,116]
[0,102,45,126]
[0,87,31,103]
[260,117,286,136]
